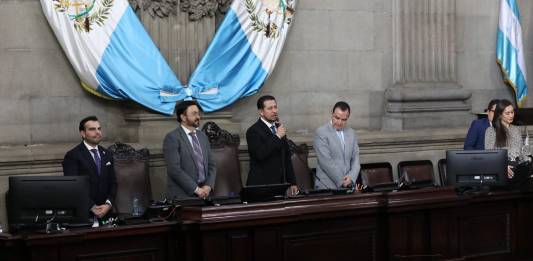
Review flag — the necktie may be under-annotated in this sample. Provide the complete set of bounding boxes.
[270,125,277,135]
[90,149,101,176]
[189,132,206,183]
[336,131,345,149]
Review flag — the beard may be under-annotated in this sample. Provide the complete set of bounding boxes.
[186,117,200,128]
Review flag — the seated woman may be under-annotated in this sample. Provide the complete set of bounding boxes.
[484,99,522,178]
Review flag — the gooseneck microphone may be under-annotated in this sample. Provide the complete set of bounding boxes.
[273,118,289,185]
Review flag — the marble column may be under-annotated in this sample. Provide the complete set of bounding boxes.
[383,0,472,131]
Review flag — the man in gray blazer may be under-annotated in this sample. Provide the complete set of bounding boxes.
[314,101,360,189]
[163,101,216,199]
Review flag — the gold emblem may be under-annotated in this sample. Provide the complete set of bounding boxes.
[245,0,295,39]
[53,0,114,32]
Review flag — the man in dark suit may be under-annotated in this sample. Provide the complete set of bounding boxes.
[163,101,216,199]
[464,99,499,150]
[63,116,117,219]
[246,95,298,195]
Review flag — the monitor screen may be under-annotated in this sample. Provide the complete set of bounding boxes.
[446,149,508,189]
[7,175,91,232]
[240,183,290,203]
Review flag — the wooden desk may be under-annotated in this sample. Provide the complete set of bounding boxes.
[2,189,532,261]
[179,188,533,261]
[0,221,179,261]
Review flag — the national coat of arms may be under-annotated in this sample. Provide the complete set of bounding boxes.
[53,0,114,32]
[245,0,295,39]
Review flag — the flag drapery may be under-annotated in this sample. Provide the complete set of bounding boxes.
[161,0,297,112]
[41,0,296,114]
[497,0,528,107]
[40,0,185,115]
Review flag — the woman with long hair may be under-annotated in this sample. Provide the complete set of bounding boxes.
[484,99,522,178]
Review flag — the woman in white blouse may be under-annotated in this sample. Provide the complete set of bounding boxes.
[485,99,522,178]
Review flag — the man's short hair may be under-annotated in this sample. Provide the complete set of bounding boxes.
[332,101,350,114]
[486,99,500,112]
[79,116,99,131]
[175,100,202,122]
[257,95,276,110]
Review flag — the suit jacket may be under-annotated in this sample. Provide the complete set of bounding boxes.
[163,126,216,199]
[246,118,296,186]
[314,122,360,189]
[464,118,490,150]
[63,142,117,207]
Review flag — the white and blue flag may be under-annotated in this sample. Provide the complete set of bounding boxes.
[497,0,528,107]
[161,0,297,112]
[40,0,184,115]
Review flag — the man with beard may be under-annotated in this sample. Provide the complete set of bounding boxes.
[63,116,117,219]
[163,101,216,199]
[246,95,298,195]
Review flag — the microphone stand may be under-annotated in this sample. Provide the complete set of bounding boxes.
[275,121,287,185]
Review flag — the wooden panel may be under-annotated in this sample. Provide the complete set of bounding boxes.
[389,212,430,259]
[228,231,252,261]
[59,234,168,261]
[201,230,252,261]
[282,229,375,261]
[280,217,378,261]
[458,213,511,257]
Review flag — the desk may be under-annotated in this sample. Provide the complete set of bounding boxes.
[0,221,179,261]
[2,189,532,261]
[179,188,533,261]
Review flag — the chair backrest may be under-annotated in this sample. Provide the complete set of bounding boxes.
[202,122,242,197]
[398,160,434,188]
[288,141,313,191]
[360,162,395,191]
[438,159,447,186]
[108,143,152,214]
[210,144,242,197]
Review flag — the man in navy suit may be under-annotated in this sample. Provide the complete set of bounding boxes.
[63,116,117,219]
[464,99,499,150]
[246,95,298,195]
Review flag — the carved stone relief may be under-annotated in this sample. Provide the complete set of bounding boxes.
[129,0,231,20]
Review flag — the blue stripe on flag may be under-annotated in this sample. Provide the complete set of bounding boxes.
[497,29,528,103]
[187,8,268,112]
[96,7,182,115]
[506,0,521,19]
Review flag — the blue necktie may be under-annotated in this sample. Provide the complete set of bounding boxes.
[270,125,277,135]
[189,132,206,183]
[336,131,345,148]
[90,149,101,176]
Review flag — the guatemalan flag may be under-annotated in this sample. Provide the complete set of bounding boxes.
[40,0,184,115]
[497,0,528,107]
[161,0,297,112]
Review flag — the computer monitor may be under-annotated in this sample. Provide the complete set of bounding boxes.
[446,149,508,190]
[240,183,290,203]
[7,175,91,232]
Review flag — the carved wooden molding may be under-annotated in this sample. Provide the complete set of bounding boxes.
[108,142,150,160]
[201,121,240,147]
